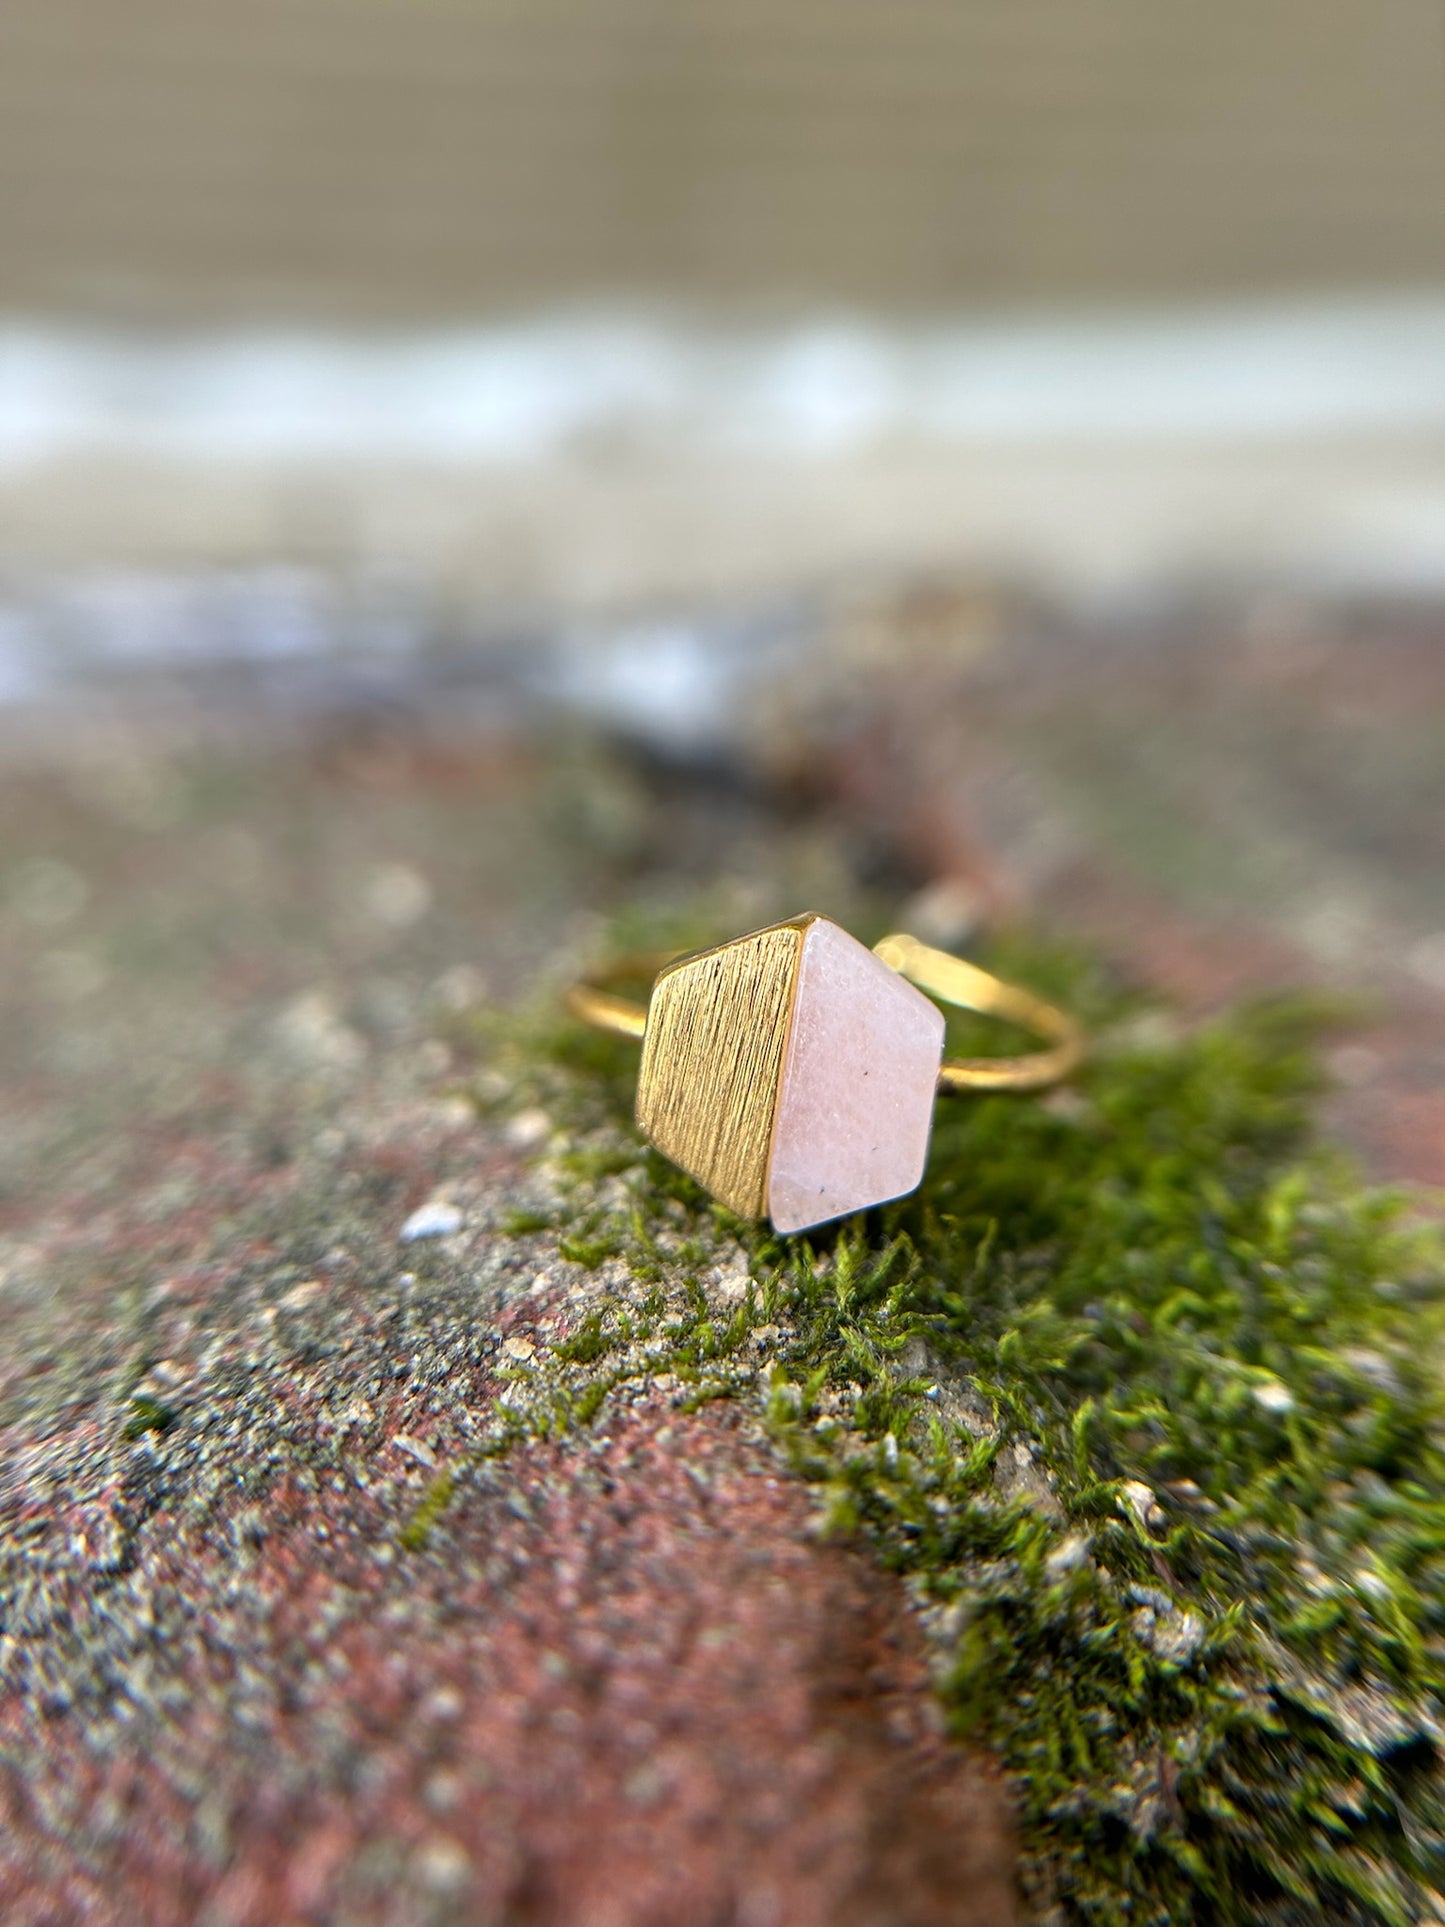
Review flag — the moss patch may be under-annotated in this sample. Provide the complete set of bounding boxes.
[122,1393,178,1441]
[460,928,1445,1926]
[397,1470,458,1553]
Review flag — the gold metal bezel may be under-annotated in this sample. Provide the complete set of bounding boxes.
[634,915,819,1218]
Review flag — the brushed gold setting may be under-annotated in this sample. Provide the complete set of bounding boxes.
[635,916,809,1217]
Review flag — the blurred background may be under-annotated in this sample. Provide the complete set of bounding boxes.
[4,0,1445,609]
[2,0,1445,1218]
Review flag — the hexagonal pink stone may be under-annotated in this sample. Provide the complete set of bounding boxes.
[766,920,945,1234]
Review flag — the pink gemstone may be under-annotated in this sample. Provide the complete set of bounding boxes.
[766,919,945,1234]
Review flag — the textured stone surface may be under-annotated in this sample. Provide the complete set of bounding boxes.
[4,587,1445,1923]
[768,919,944,1235]
[0,739,1016,1927]
[0,1276,1018,1927]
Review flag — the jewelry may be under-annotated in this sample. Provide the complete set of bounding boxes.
[565,913,1084,1234]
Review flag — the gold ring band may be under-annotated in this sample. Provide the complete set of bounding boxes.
[566,930,1083,1094]
[564,913,1083,1232]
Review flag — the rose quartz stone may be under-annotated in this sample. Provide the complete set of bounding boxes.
[766,920,945,1234]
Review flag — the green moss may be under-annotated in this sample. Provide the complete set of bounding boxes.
[500,1207,558,1237]
[557,1231,625,1270]
[397,1470,458,1552]
[122,1393,177,1440]
[467,925,1445,1925]
[551,1310,615,1364]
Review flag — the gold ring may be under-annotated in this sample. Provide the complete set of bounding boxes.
[565,912,1084,1234]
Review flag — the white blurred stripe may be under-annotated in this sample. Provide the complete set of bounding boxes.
[3,297,1445,466]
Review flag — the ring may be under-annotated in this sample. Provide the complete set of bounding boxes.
[565,913,1084,1234]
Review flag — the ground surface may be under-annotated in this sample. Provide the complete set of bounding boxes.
[0,718,1016,1925]
[2,596,1444,1924]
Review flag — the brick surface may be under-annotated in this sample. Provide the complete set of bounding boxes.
[0,734,1015,1927]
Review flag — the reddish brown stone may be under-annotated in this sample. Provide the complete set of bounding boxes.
[9,594,1442,1926]
[1,1390,1015,1927]
[0,734,1016,1925]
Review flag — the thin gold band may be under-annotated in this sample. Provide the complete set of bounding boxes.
[565,931,1084,1094]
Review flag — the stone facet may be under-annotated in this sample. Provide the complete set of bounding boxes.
[766,919,945,1234]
